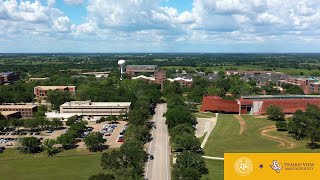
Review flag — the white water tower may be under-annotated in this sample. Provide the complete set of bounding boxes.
[118,59,126,80]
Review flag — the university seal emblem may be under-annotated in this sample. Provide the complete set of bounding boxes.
[234,157,253,176]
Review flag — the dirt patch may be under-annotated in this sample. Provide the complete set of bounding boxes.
[234,115,246,135]
[260,125,297,149]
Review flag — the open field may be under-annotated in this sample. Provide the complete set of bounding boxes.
[0,149,111,180]
[201,160,224,180]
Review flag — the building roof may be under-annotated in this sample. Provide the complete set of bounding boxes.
[132,75,155,81]
[167,77,193,82]
[200,96,239,113]
[35,86,77,90]
[45,112,78,119]
[0,104,38,109]
[60,101,131,107]
[257,99,320,115]
[0,72,16,76]
[1,111,20,116]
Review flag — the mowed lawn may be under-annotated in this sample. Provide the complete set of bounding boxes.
[201,160,224,180]
[0,149,109,180]
[202,114,320,180]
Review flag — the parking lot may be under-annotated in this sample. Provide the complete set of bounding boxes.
[0,121,128,150]
[0,128,66,148]
[90,121,127,148]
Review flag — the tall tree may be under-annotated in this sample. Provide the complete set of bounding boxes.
[84,132,106,152]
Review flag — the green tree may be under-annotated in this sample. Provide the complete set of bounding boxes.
[66,116,77,126]
[51,118,63,129]
[57,133,76,149]
[172,133,201,152]
[47,90,73,110]
[173,151,208,180]
[19,137,41,154]
[84,132,106,152]
[307,128,320,149]
[165,106,197,128]
[266,105,285,121]
[88,174,115,180]
[287,110,309,140]
[276,121,287,131]
[207,86,225,97]
[23,118,39,130]
[42,138,59,156]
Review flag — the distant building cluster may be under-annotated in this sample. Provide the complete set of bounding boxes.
[0,72,19,85]
[201,95,320,115]
[225,70,290,86]
[279,77,320,94]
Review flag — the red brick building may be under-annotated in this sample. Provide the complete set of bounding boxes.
[34,86,77,98]
[167,77,193,87]
[201,95,320,115]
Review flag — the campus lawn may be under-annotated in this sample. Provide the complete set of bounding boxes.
[204,114,320,157]
[0,149,111,180]
[201,160,224,180]
[202,114,320,180]
[194,112,216,118]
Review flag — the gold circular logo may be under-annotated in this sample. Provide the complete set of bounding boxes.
[234,157,253,176]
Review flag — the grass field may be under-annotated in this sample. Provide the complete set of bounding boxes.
[0,149,110,180]
[201,160,224,180]
[194,112,216,118]
[202,114,320,180]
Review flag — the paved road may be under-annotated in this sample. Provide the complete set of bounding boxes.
[145,103,171,180]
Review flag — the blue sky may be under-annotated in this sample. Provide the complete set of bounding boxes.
[0,0,320,53]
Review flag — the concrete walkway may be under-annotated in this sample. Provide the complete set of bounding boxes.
[202,156,224,161]
[200,113,218,148]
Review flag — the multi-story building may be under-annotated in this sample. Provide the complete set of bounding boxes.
[167,77,193,87]
[0,104,38,118]
[0,72,19,84]
[60,101,131,117]
[34,86,77,98]
[278,78,318,94]
[126,65,157,75]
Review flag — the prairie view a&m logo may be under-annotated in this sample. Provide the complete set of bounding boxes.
[234,157,253,176]
[270,160,282,173]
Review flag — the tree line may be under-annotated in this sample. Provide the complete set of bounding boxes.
[164,89,208,180]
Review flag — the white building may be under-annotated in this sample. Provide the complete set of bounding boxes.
[60,101,131,117]
[45,112,78,125]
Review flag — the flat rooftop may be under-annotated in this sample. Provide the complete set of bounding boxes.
[1,111,19,116]
[241,95,320,100]
[61,101,131,107]
[35,86,76,90]
[0,104,38,109]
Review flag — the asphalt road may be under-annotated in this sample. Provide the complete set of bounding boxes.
[145,103,171,180]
